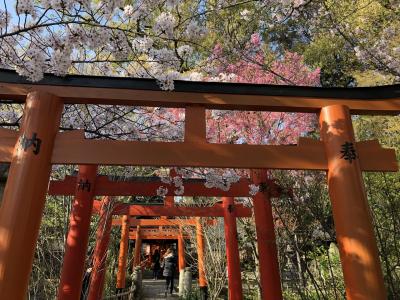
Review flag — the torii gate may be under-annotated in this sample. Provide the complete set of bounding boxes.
[112,217,215,278]
[0,69,398,300]
[49,168,263,300]
[88,196,253,300]
[118,218,208,297]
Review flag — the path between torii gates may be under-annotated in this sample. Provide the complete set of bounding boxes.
[142,279,179,299]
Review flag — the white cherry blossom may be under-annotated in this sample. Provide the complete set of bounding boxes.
[153,12,176,38]
[249,184,260,196]
[157,186,168,197]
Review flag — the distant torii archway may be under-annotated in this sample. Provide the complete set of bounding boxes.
[88,195,254,300]
[0,69,398,300]
[50,166,264,300]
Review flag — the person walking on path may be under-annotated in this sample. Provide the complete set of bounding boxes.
[152,249,161,280]
[162,248,177,296]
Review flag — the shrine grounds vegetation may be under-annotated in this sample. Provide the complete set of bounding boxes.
[0,0,399,299]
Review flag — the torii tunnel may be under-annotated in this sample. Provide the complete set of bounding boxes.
[0,68,399,300]
[49,171,263,300]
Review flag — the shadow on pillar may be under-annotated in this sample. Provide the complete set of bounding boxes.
[0,163,9,202]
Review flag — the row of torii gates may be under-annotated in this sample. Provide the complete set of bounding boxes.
[0,69,398,299]
[48,167,273,300]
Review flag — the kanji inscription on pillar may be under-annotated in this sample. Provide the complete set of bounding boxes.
[340,141,357,163]
[19,132,42,155]
[78,179,91,192]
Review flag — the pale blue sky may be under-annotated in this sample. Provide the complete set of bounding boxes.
[1,0,17,19]
[1,0,15,11]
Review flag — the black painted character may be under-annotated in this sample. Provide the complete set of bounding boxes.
[78,179,91,192]
[20,132,42,155]
[340,141,357,163]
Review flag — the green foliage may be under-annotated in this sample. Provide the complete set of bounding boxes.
[354,115,400,299]
[303,35,358,87]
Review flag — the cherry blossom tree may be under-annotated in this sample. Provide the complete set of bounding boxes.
[0,0,397,87]
[206,35,320,146]
[152,35,320,196]
[0,1,321,195]
[0,28,321,196]
[0,0,320,155]
[0,0,306,87]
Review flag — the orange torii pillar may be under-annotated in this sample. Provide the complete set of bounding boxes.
[0,92,63,299]
[165,195,174,207]
[58,165,98,300]
[251,170,283,300]
[222,197,243,300]
[196,217,208,299]
[178,226,186,271]
[133,225,142,267]
[116,214,130,292]
[160,196,174,232]
[87,197,113,300]
[160,195,174,219]
[320,105,386,300]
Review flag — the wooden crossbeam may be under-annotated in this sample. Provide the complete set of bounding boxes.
[128,228,190,239]
[129,234,185,240]
[130,228,181,235]
[92,200,252,217]
[48,175,281,197]
[111,218,216,226]
[0,70,399,114]
[112,218,196,226]
[0,129,397,171]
